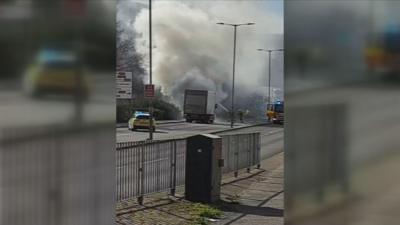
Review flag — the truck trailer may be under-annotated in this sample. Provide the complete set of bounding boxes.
[183,89,217,124]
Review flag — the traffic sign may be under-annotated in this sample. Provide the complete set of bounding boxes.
[144,84,155,98]
[116,71,132,99]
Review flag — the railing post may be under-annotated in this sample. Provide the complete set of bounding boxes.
[256,134,261,169]
[170,141,177,196]
[137,196,143,205]
[247,134,251,173]
[115,146,119,201]
[137,144,144,205]
[169,141,173,195]
[124,149,127,200]
[234,135,239,177]
[117,148,121,201]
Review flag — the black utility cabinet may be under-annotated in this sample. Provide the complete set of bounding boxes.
[185,134,222,203]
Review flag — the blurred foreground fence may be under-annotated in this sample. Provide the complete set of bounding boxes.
[0,123,114,225]
[116,133,261,202]
[285,103,349,213]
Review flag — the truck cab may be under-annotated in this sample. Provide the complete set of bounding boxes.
[266,101,284,124]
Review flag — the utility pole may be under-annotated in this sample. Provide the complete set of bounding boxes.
[268,50,272,105]
[231,26,237,128]
[217,22,255,128]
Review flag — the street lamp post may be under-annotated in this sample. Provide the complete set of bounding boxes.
[257,48,284,106]
[217,22,255,128]
[148,0,154,141]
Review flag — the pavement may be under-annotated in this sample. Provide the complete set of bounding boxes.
[116,152,284,225]
[215,152,284,225]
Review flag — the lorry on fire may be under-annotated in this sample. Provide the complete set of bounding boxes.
[183,89,217,124]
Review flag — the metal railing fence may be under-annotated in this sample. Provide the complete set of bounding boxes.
[116,138,186,203]
[0,123,115,225]
[220,133,261,176]
[116,132,261,202]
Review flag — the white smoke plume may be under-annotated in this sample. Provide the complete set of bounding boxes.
[131,0,283,108]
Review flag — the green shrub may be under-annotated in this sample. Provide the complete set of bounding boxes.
[117,98,181,123]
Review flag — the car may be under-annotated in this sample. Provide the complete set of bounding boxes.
[23,49,90,98]
[128,113,156,132]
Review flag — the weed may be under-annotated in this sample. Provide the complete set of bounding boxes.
[189,203,222,225]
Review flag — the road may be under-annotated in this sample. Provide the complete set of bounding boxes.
[117,121,283,159]
[117,121,239,142]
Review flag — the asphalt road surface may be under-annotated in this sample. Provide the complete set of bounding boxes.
[117,122,283,160]
[117,121,244,142]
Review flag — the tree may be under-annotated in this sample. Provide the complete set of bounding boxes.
[116,20,146,98]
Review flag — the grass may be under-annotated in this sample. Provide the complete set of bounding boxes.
[189,203,223,225]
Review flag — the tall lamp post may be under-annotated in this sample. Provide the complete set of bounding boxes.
[148,0,154,140]
[257,48,284,106]
[217,22,255,128]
